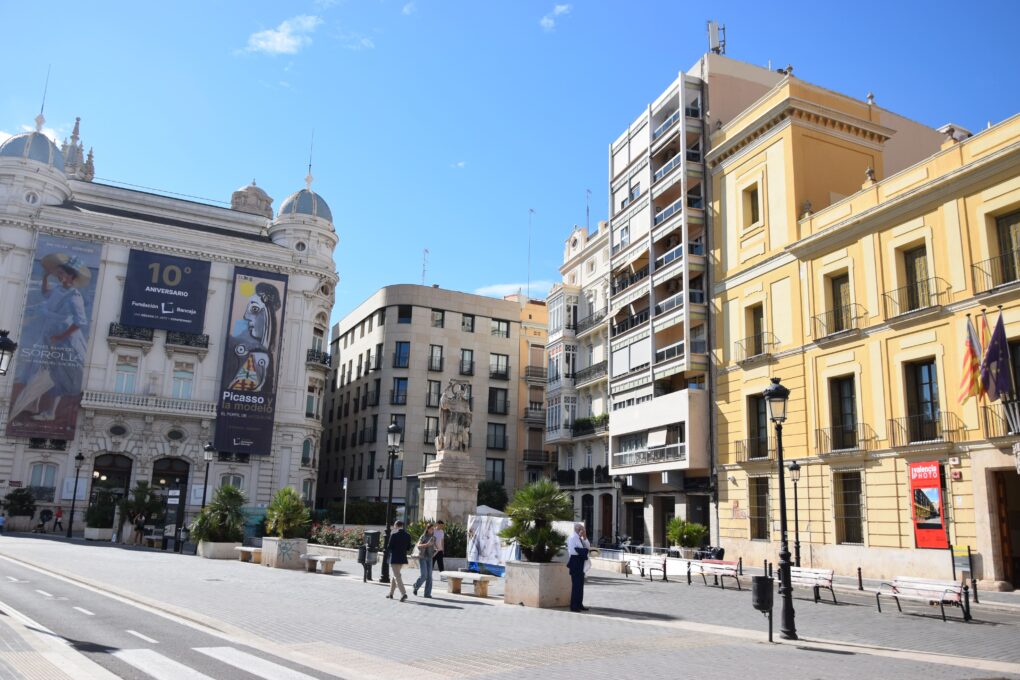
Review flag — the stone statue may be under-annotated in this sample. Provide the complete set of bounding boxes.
[437,379,472,451]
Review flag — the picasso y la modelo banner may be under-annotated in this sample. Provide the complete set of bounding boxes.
[214,267,288,456]
[7,234,101,439]
[909,460,949,549]
[119,250,211,333]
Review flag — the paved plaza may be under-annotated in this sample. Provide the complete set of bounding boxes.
[0,535,1018,679]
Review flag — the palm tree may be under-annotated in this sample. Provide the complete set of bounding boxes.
[499,479,574,562]
[265,487,310,539]
[190,485,247,543]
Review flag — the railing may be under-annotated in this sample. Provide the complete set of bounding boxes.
[611,266,649,296]
[883,277,949,318]
[81,390,216,416]
[689,290,705,304]
[390,391,407,405]
[653,197,683,226]
[688,241,705,256]
[109,323,153,342]
[486,436,508,450]
[578,467,594,484]
[217,452,250,464]
[166,331,209,348]
[525,365,547,380]
[611,308,650,336]
[392,352,410,368]
[367,391,379,407]
[653,154,682,183]
[685,105,701,118]
[370,356,382,371]
[489,366,510,380]
[735,332,778,363]
[556,469,577,486]
[572,417,609,436]
[460,360,474,375]
[306,349,332,367]
[889,412,963,447]
[523,406,545,420]
[424,429,439,445]
[686,147,702,162]
[813,304,867,338]
[654,291,684,317]
[489,401,509,415]
[576,308,607,334]
[428,357,444,372]
[983,402,1020,438]
[736,437,776,462]
[652,110,680,140]
[27,486,56,502]
[654,340,684,364]
[972,249,1020,294]
[654,244,684,271]
[523,449,552,464]
[363,430,377,444]
[816,422,877,454]
[575,360,608,384]
[614,443,686,468]
[28,438,67,450]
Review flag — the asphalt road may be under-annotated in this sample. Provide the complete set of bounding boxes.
[0,558,341,679]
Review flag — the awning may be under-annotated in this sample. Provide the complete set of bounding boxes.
[647,428,668,447]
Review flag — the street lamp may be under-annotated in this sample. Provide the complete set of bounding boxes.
[762,376,796,640]
[788,460,801,568]
[612,476,623,544]
[379,423,402,584]
[0,330,17,376]
[201,443,215,509]
[66,452,85,539]
[376,465,386,500]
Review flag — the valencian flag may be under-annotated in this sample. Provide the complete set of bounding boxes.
[958,315,984,405]
[980,310,1014,402]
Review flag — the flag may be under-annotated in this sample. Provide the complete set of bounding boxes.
[980,311,1014,402]
[958,316,983,404]
[979,310,992,359]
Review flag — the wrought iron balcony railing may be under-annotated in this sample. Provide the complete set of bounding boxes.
[883,277,950,318]
[576,308,607,334]
[460,360,474,375]
[972,248,1020,294]
[522,449,553,464]
[27,438,67,451]
[735,436,776,463]
[489,366,510,380]
[27,486,56,502]
[523,406,545,421]
[109,323,153,342]
[815,422,877,454]
[888,411,964,447]
[735,332,777,363]
[571,416,609,436]
[428,356,444,372]
[812,304,867,338]
[390,391,408,405]
[575,360,607,384]
[306,349,332,367]
[166,331,210,348]
[392,352,410,368]
[525,365,547,381]
[983,402,1020,438]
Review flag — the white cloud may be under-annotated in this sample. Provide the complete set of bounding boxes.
[450,160,466,169]
[540,4,571,31]
[245,15,322,55]
[338,30,375,50]
[402,2,416,15]
[475,280,555,299]
[553,4,571,15]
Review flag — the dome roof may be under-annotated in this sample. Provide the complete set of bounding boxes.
[0,131,65,173]
[278,188,332,223]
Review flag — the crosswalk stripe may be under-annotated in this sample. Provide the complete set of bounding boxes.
[112,649,216,680]
[195,647,318,680]
[73,606,95,616]
[126,629,158,644]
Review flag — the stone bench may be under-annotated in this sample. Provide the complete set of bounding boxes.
[876,576,971,622]
[789,566,836,603]
[300,554,340,574]
[235,547,263,564]
[441,571,496,597]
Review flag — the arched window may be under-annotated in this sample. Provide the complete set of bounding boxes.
[301,440,313,467]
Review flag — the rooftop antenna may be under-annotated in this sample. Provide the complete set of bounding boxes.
[585,189,591,232]
[36,64,51,132]
[527,208,535,299]
[305,129,315,190]
[707,21,726,55]
[421,248,429,286]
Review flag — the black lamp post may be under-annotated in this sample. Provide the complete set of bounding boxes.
[201,443,215,509]
[612,475,623,543]
[379,423,402,584]
[788,460,801,568]
[376,465,386,500]
[0,330,17,376]
[66,452,85,538]
[763,376,797,640]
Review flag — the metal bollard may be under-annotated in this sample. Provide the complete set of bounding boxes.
[768,561,773,579]
[738,556,743,575]
[857,567,864,591]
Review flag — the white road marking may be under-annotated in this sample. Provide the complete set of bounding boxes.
[195,647,318,679]
[112,649,216,680]
[6,576,20,582]
[35,589,53,597]
[73,606,95,616]
[126,629,159,644]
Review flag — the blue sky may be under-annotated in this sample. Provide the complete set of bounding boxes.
[2,1,1019,326]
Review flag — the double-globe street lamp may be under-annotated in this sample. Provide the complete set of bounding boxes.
[762,376,797,640]
[202,443,215,509]
[788,460,802,568]
[379,423,402,584]
[66,452,85,538]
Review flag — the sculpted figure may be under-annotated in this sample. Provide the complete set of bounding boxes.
[438,379,472,451]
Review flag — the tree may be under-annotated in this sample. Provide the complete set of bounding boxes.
[499,479,574,562]
[190,485,247,543]
[265,487,311,538]
[118,481,163,527]
[3,488,36,517]
[476,479,508,511]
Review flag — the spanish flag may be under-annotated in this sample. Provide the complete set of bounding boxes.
[958,315,983,404]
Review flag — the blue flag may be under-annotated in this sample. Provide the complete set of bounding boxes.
[980,311,1014,402]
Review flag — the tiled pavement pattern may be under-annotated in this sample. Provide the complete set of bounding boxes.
[1,535,1018,680]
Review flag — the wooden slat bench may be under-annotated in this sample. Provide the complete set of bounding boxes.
[440,571,496,597]
[687,559,741,590]
[875,576,971,622]
[625,555,668,582]
[300,554,340,574]
[789,567,836,603]
[235,547,263,564]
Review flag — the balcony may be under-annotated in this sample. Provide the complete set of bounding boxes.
[653,244,684,272]
[27,486,56,502]
[973,249,1020,295]
[575,360,608,385]
[81,390,216,417]
[983,402,1020,438]
[392,353,410,369]
[653,197,683,226]
[735,332,778,364]
[486,436,508,450]
[428,356,444,372]
[612,308,650,337]
[889,412,964,447]
[166,331,209,349]
[525,365,547,381]
[686,147,702,163]
[816,423,878,455]
[306,348,332,368]
[555,469,577,486]
[653,154,682,184]
[812,304,867,339]
[28,438,67,451]
[654,291,685,317]
[489,366,510,380]
[613,443,686,469]
[523,449,553,464]
[108,323,153,348]
[217,452,250,464]
[366,391,379,407]
[576,308,607,335]
[883,277,950,319]
[654,340,684,364]
[370,355,382,371]
[571,415,609,437]
[736,437,776,463]
[523,404,545,422]
[390,391,408,405]
[460,360,474,375]
[611,266,649,296]
[652,110,680,140]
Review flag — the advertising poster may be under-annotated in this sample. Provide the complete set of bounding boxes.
[214,267,288,456]
[467,515,513,576]
[909,461,949,549]
[7,234,101,439]
[119,250,210,333]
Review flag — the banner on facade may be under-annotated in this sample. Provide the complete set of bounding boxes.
[6,234,101,439]
[213,267,288,456]
[467,514,514,576]
[909,460,949,549]
[119,250,210,333]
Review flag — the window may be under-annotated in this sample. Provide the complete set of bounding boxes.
[834,471,864,544]
[356,354,363,378]
[619,225,630,250]
[425,416,439,444]
[221,474,243,489]
[487,423,507,449]
[394,341,410,368]
[358,453,364,480]
[490,319,510,339]
[828,273,851,333]
[748,304,765,355]
[367,452,375,479]
[743,183,760,228]
[172,361,194,399]
[306,385,320,418]
[29,462,57,500]
[460,348,474,375]
[390,414,406,443]
[488,387,509,415]
[301,479,314,504]
[749,477,770,540]
[301,440,314,467]
[115,355,138,393]
[312,327,325,352]
[747,395,768,459]
[903,245,931,311]
[391,378,408,405]
[426,380,442,408]
[995,210,1020,284]
[486,458,506,485]
[489,353,510,379]
[905,358,940,442]
[462,314,475,333]
[374,343,383,370]
[431,309,445,328]
[829,376,857,450]
[428,344,444,372]
[398,305,412,324]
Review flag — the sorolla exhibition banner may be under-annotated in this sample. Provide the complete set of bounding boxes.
[214,267,288,456]
[119,250,210,333]
[7,234,101,439]
[909,460,949,549]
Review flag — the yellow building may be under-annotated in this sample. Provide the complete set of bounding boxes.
[506,294,551,491]
[711,76,1020,587]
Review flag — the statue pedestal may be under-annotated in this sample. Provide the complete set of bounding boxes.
[418,449,482,525]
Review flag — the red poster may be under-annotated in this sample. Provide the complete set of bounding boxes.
[909,461,949,549]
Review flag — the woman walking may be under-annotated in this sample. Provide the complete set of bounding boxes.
[412,523,436,598]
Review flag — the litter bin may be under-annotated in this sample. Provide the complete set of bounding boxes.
[364,530,381,551]
[359,533,381,582]
[752,575,774,642]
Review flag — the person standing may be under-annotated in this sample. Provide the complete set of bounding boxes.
[132,513,146,546]
[52,507,64,532]
[413,524,436,598]
[386,521,412,601]
[567,522,591,612]
[433,520,446,573]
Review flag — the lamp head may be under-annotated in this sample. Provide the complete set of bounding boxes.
[0,330,17,376]
[788,460,801,483]
[203,441,215,462]
[387,423,402,449]
[612,475,623,490]
[762,376,790,423]
[74,452,85,467]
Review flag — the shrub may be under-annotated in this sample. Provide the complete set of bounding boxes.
[265,487,311,539]
[190,485,247,543]
[3,488,36,517]
[499,479,574,562]
[666,518,708,548]
[405,519,466,558]
[476,479,508,511]
[85,487,117,528]
[118,482,162,527]
[309,524,365,548]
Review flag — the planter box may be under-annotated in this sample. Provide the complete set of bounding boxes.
[503,560,571,608]
[197,541,242,559]
[261,537,308,569]
[84,527,114,541]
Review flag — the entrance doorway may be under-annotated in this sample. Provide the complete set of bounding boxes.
[599,493,613,543]
[581,494,594,539]
[151,457,191,549]
[688,495,711,546]
[993,471,1020,587]
[91,453,133,496]
[625,502,645,545]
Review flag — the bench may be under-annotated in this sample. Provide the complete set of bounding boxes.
[625,555,668,582]
[441,571,496,597]
[142,535,162,549]
[300,554,340,574]
[235,547,263,564]
[789,567,836,603]
[875,577,971,622]
[687,559,741,590]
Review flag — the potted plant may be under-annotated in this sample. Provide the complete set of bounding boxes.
[499,479,575,608]
[84,485,118,541]
[190,485,247,558]
[262,487,310,569]
[3,488,37,532]
[666,518,708,559]
[117,481,162,544]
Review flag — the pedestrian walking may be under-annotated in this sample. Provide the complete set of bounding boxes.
[567,522,591,612]
[52,506,64,532]
[132,513,146,545]
[412,523,436,598]
[433,519,446,573]
[386,520,412,601]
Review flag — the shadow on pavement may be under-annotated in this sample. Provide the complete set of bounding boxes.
[409,600,464,610]
[586,607,680,622]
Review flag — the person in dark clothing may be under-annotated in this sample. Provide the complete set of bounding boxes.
[433,519,446,573]
[386,521,412,601]
[567,522,591,612]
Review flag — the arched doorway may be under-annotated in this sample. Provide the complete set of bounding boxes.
[151,457,191,491]
[581,494,594,539]
[91,453,133,496]
[599,493,614,543]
